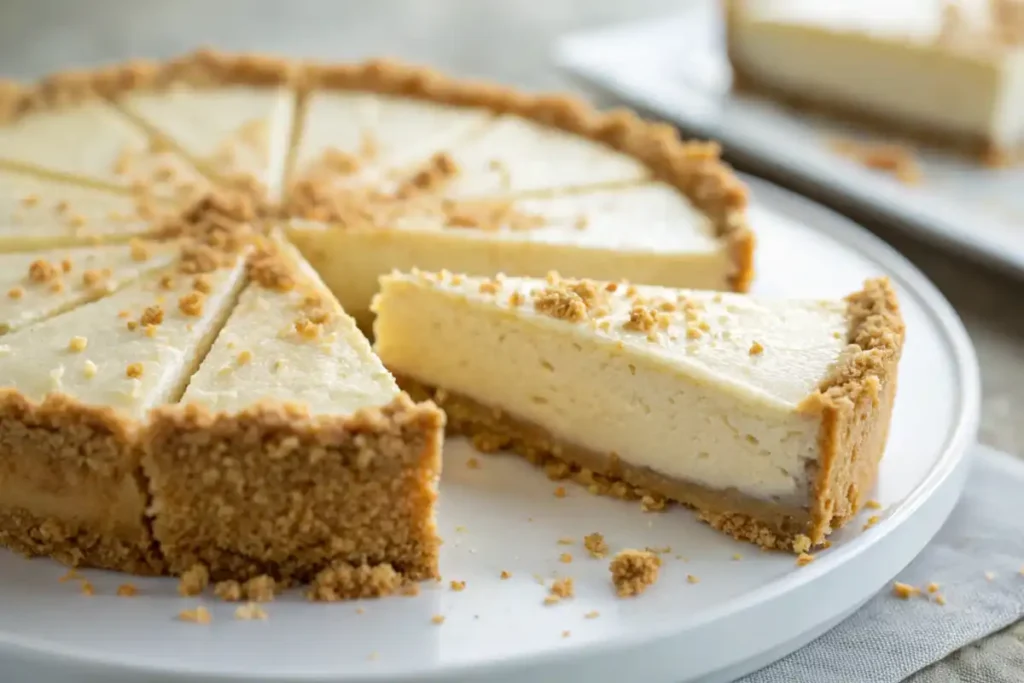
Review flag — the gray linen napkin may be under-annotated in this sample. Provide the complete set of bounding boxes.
[743,445,1024,683]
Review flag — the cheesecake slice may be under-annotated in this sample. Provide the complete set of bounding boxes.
[0,250,247,574]
[0,169,180,250]
[288,180,751,328]
[0,240,176,334]
[143,237,443,589]
[725,0,1024,159]
[373,271,904,550]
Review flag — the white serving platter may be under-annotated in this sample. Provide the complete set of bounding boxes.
[0,177,979,683]
[554,1,1024,279]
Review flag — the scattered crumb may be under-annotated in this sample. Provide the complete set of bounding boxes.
[687,574,700,584]
[58,569,82,583]
[126,362,144,379]
[557,537,575,546]
[68,336,88,352]
[214,580,243,602]
[927,582,940,594]
[450,580,466,592]
[116,583,138,597]
[356,607,365,615]
[178,291,205,316]
[562,630,571,638]
[178,563,210,597]
[609,549,661,597]
[863,515,881,530]
[554,486,567,498]
[584,610,600,619]
[242,575,276,603]
[829,138,923,185]
[796,553,815,567]
[935,594,947,606]
[640,494,667,512]
[543,595,561,606]
[985,571,996,582]
[7,286,23,300]
[367,652,379,661]
[559,553,573,564]
[178,606,212,624]
[584,533,608,559]
[865,499,882,510]
[748,341,764,355]
[500,570,512,580]
[732,553,743,561]
[792,534,812,553]
[234,602,268,621]
[431,614,445,625]
[550,577,574,599]
[466,457,481,470]
[80,581,95,596]
[893,582,920,599]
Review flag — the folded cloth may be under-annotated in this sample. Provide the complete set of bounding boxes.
[744,445,1024,683]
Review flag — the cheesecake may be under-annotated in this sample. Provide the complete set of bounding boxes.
[144,237,443,586]
[373,271,905,549]
[725,0,1024,161]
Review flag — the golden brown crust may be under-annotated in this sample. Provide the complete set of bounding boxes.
[396,374,815,551]
[0,390,163,574]
[799,277,905,546]
[723,3,1021,164]
[141,393,443,584]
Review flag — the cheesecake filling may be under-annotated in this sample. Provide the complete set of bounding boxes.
[373,277,843,506]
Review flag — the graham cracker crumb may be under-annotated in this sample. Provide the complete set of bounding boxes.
[640,494,667,512]
[178,563,210,596]
[140,305,164,326]
[307,562,405,602]
[81,269,108,289]
[792,534,812,553]
[129,239,151,262]
[935,594,947,606]
[192,276,212,294]
[893,582,920,599]
[749,341,764,355]
[550,577,574,598]
[863,515,881,530]
[396,152,459,198]
[237,350,253,365]
[687,574,700,584]
[177,606,212,624]
[926,582,940,594]
[500,570,512,580]
[7,287,23,300]
[234,602,268,621]
[584,533,608,559]
[431,614,446,625]
[215,580,243,601]
[543,595,561,606]
[83,360,98,378]
[247,246,297,292]
[58,569,82,583]
[584,610,600,619]
[829,138,922,185]
[796,553,815,566]
[732,553,743,561]
[559,553,573,564]
[623,304,658,333]
[61,258,73,273]
[557,537,574,545]
[117,583,138,597]
[80,581,95,596]
[562,630,571,638]
[554,486,567,498]
[450,580,466,592]
[126,362,144,379]
[178,291,205,317]
[609,549,661,597]
[28,259,59,283]
[466,457,480,470]
[865,499,882,510]
[68,336,88,352]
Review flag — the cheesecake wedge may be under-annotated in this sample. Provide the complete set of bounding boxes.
[373,271,904,550]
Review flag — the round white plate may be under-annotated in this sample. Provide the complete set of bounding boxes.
[0,177,979,683]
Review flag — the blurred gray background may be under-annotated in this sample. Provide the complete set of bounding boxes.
[1,1,1022,678]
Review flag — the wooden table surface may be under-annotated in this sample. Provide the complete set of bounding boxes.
[2,0,1022,679]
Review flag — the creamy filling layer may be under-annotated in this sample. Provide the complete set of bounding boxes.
[374,283,820,505]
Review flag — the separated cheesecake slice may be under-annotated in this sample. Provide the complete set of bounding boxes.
[0,240,177,334]
[0,251,247,574]
[725,0,1024,159]
[143,237,443,592]
[373,271,904,550]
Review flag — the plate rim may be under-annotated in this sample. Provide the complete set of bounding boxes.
[0,176,981,682]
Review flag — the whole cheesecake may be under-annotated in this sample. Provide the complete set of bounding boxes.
[725,0,1024,162]
[0,49,897,598]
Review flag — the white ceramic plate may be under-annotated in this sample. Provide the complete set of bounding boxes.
[0,177,979,683]
[554,1,1024,279]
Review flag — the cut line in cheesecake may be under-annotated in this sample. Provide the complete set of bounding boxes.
[724,0,1024,164]
[372,270,905,551]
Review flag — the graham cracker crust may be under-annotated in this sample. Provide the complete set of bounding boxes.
[723,2,1020,166]
[0,391,164,574]
[397,277,904,552]
[0,50,754,292]
[142,393,444,587]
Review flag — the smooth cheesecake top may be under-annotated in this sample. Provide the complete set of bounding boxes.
[376,270,853,408]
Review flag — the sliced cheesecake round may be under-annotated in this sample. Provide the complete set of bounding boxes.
[372,270,905,551]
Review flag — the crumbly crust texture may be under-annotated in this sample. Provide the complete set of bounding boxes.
[142,394,444,586]
[395,277,904,552]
